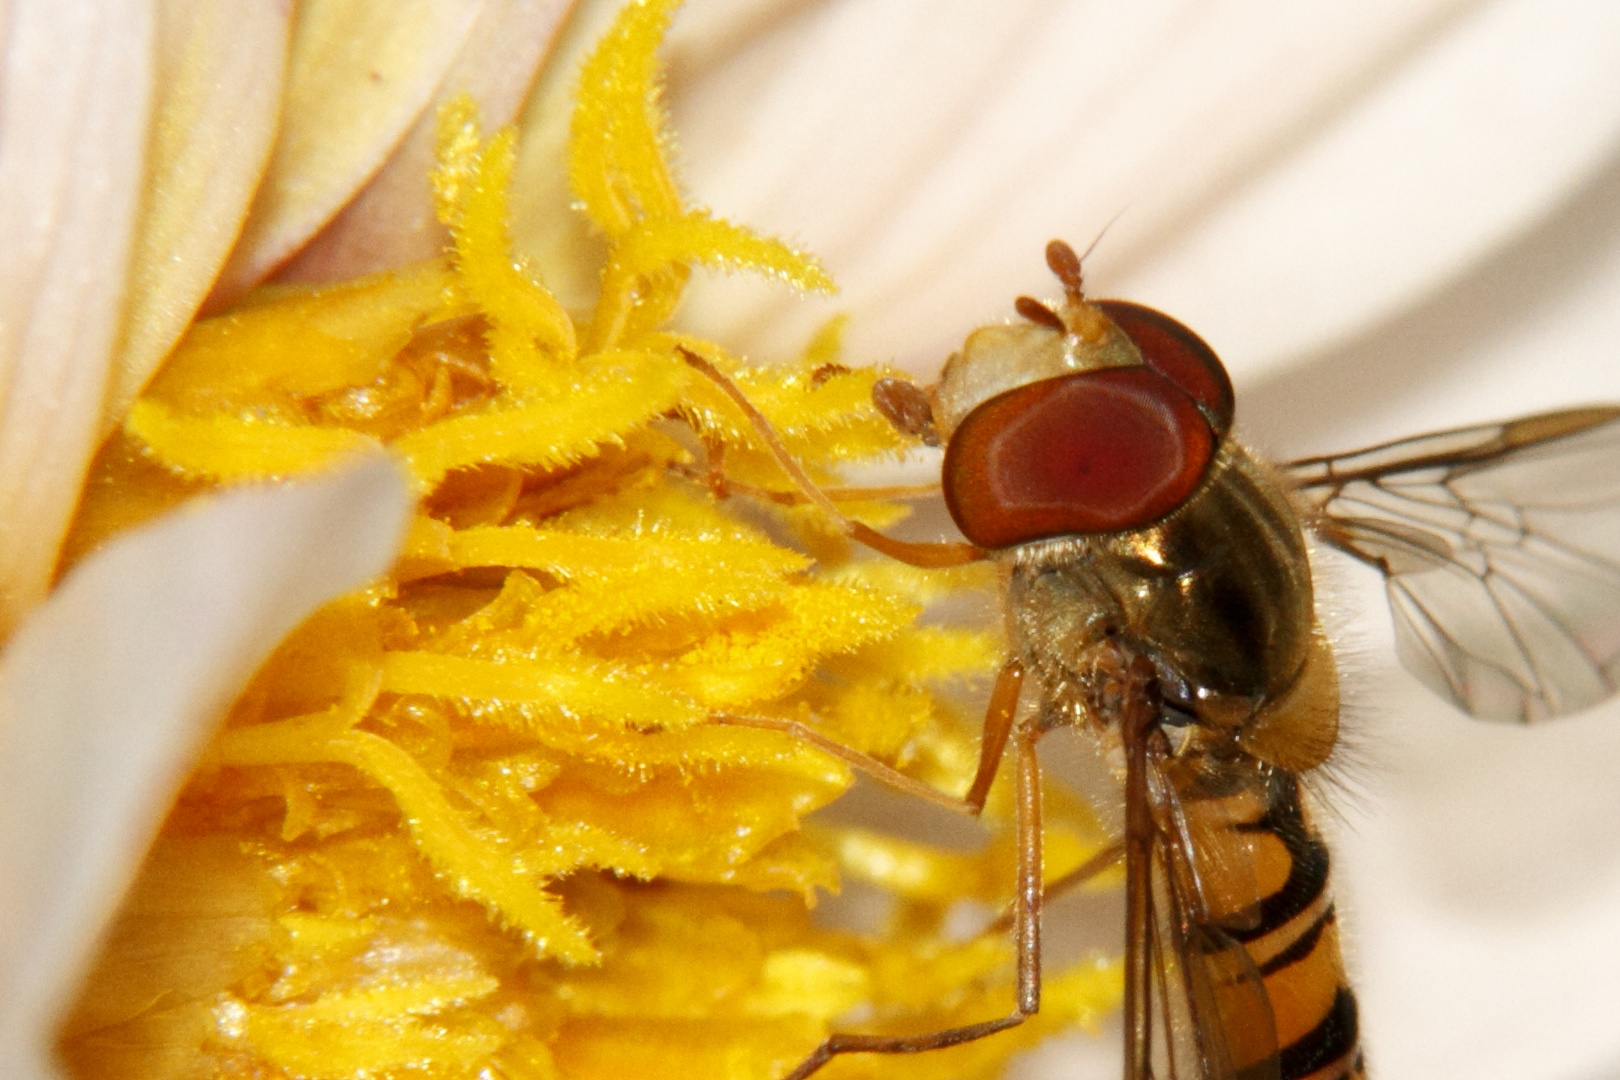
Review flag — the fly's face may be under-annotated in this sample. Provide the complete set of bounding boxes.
[930,285,1233,550]
[914,243,1320,759]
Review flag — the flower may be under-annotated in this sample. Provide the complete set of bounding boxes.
[1,1,568,1074]
[15,5,1119,1079]
[0,0,570,637]
[2,3,1619,1080]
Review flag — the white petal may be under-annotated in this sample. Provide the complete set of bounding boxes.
[663,0,1620,386]
[279,0,574,282]
[0,455,411,1080]
[0,0,154,637]
[1244,154,1620,456]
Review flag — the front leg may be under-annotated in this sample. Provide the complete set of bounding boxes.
[679,346,986,569]
[776,725,1047,1080]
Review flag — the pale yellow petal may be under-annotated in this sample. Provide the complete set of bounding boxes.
[212,0,484,297]
[281,0,575,283]
[104,0,290,426]
[0,455,411,1078]
[0,0,155,639]
[55,837,284,1059]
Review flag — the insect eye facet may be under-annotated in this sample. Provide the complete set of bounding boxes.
[1094,300,1235,436]
[942,366,1216,548]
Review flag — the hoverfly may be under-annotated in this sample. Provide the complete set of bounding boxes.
[683,238,1620,1080]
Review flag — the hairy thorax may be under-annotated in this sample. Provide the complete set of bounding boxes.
[1003,445,1337,775]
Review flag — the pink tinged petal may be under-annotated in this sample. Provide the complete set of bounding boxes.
[0,0,155,638]
[103,0,290,426]
[278,0,576,284]
[663,1,1620,383]
[209,0,485,301]
[1114,0,1620,382]
[0,454,412,1080]
[665,0,1471,364]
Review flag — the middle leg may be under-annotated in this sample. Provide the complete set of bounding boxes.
[774,725,1048,1080]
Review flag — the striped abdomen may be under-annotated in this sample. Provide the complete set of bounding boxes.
[1181,768,1365,1080]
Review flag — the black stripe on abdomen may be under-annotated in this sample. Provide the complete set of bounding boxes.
[1226,772,1330,945]
[1278,986,1359,1080]
[1257,904,1335,977]
[1228,771,1360,1080]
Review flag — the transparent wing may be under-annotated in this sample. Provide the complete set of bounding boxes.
[1286,407,1620,722]
[1143,760,1280,1080]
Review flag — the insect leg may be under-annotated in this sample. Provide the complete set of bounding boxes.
[777,727,1046,1080]
[1042,839,1126,902]
[710,712,979,817]
[1012,724,1044,1014]
[713,656,1026,819]
[1120,655,1161,1080]
[687,476,943,506]
[779,1016,1026,1080]
[679,346,985,568]
[983,837,1124,936]
[963,659,1025,811]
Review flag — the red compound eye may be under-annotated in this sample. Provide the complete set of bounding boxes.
[943,367,1215,548]
[1094,299,1234,437]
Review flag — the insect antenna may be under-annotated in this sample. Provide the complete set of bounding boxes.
[1045,211,1126,303]
[1015,295,1066,331]
[1045,239,1085,302]
[1077,210,1124,264]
